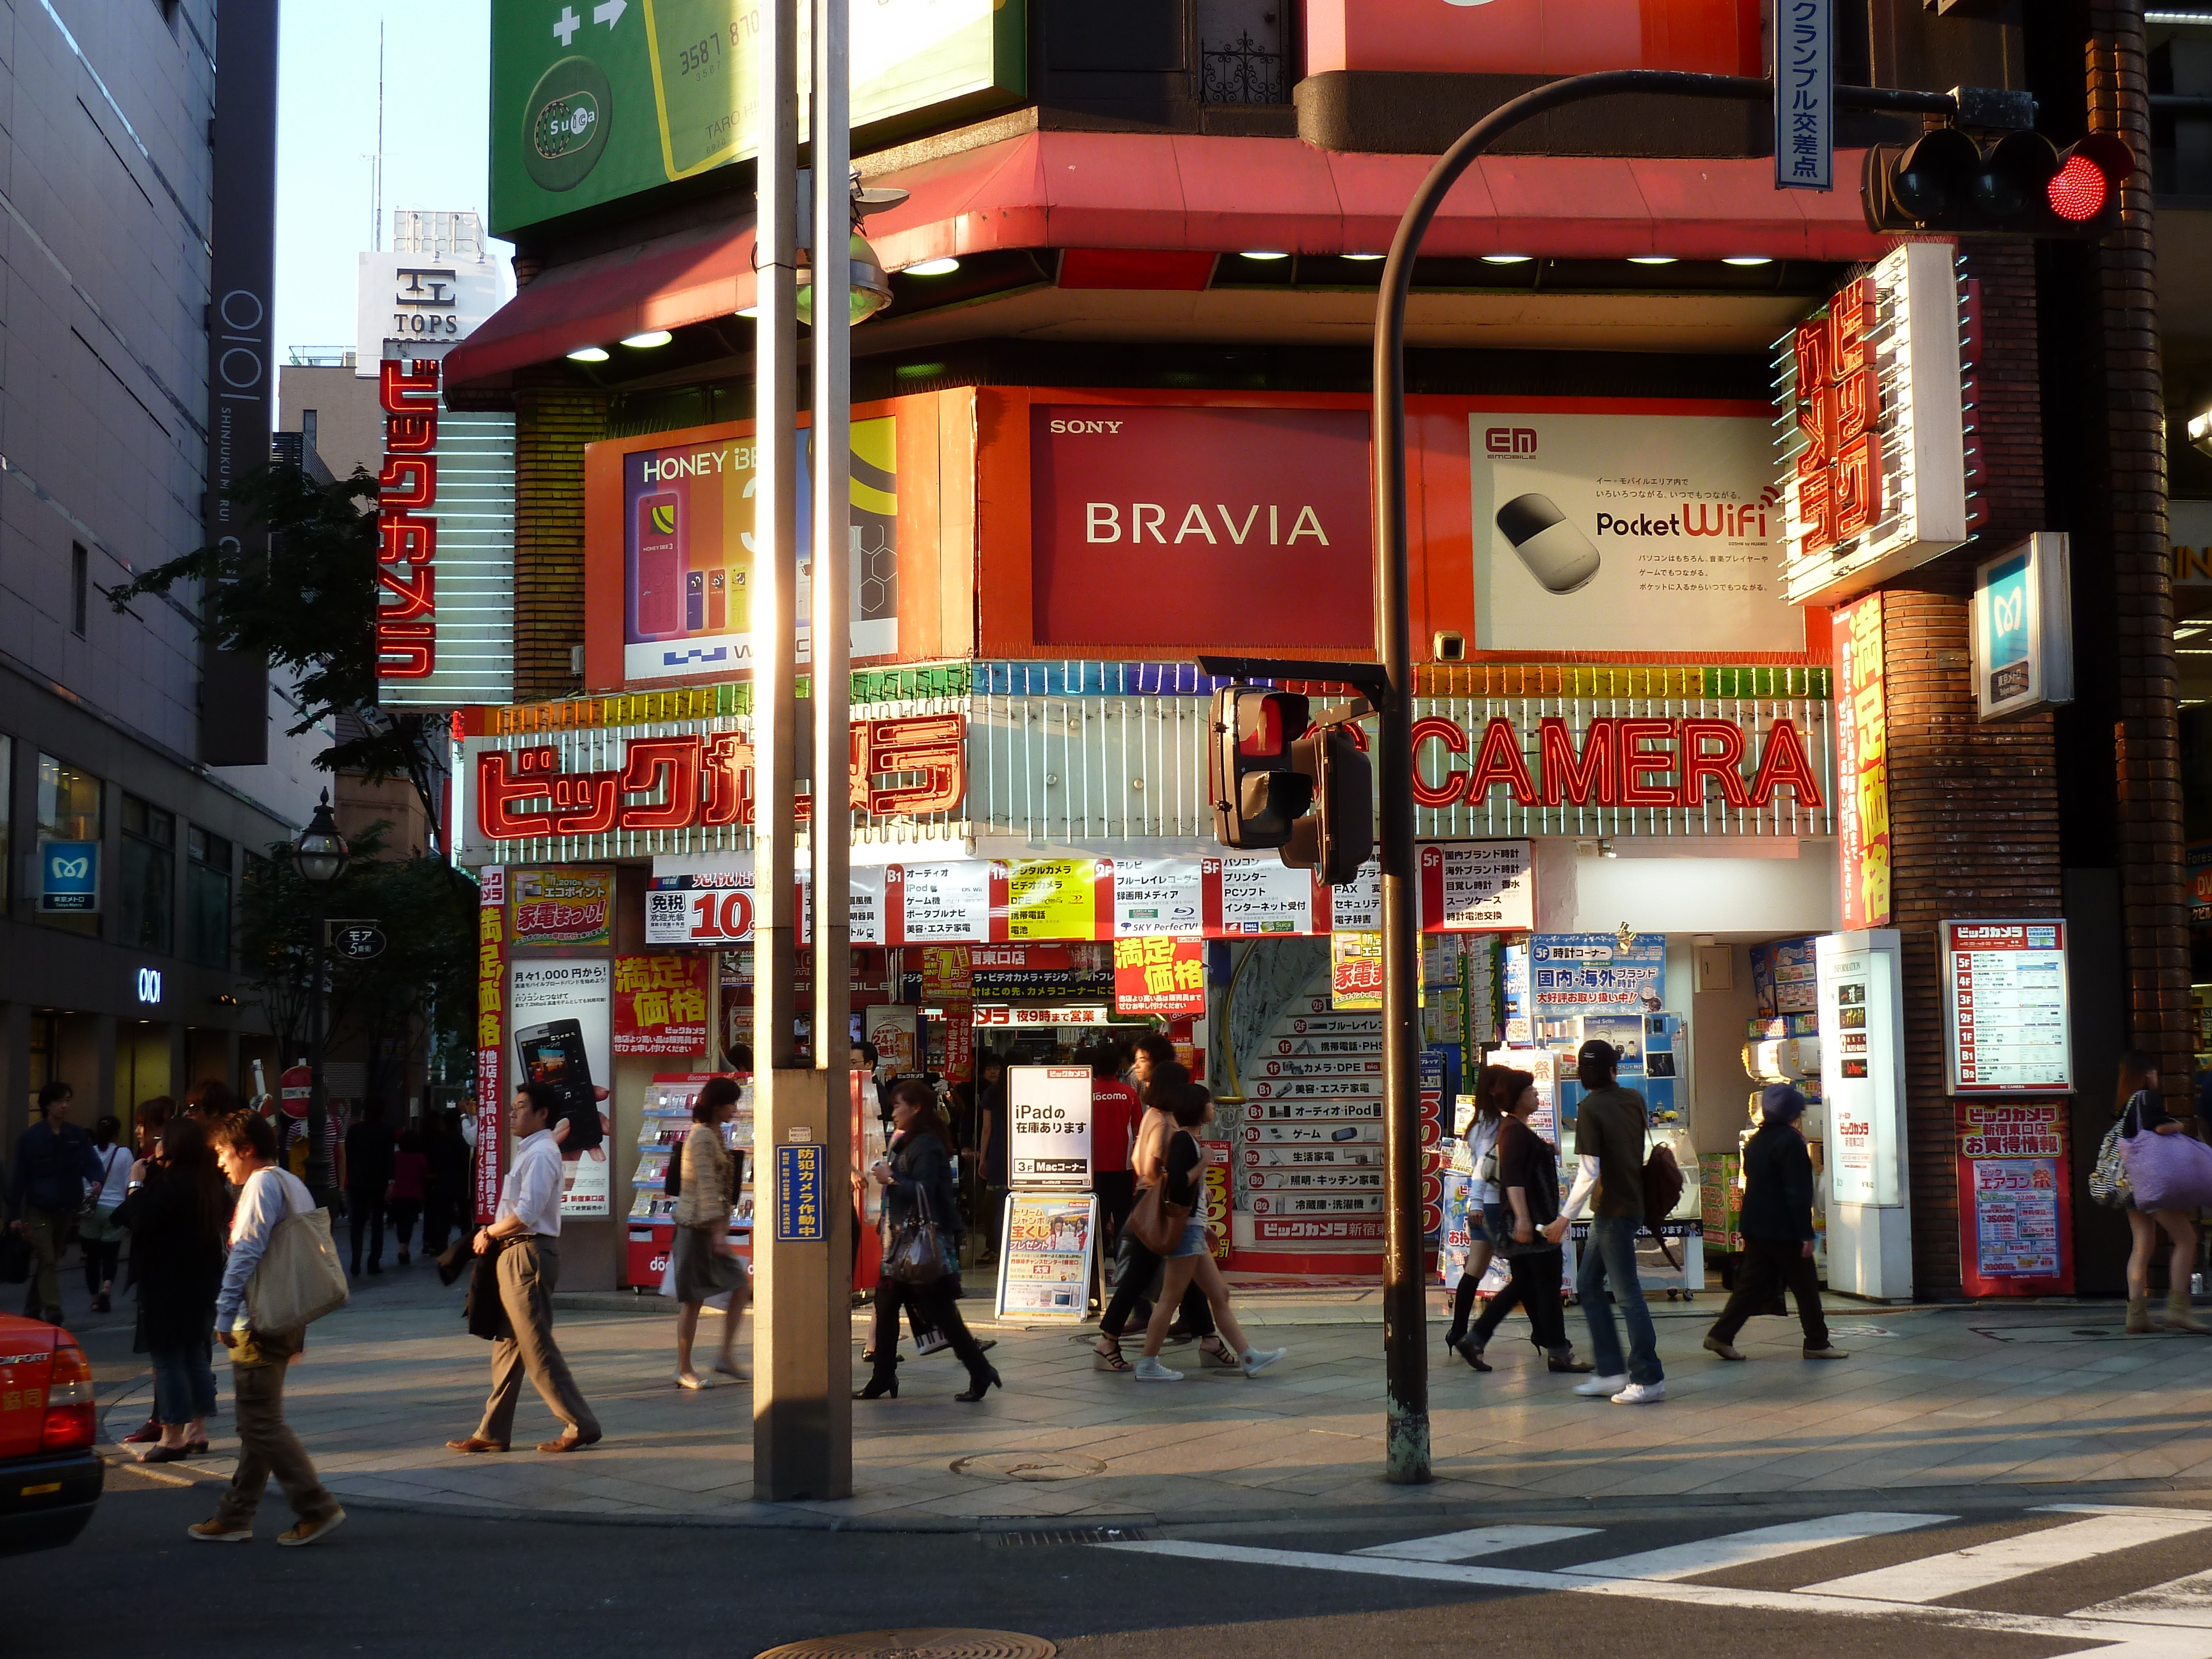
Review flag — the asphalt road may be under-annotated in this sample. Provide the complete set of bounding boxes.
[11,1467,2189,1659]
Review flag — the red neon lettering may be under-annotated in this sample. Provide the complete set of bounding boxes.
[1409,716,1468,807]
[378,513,434,565]
[375,562,435,620]
[378,358,439,413]
[375,622,434,677]
[616,736,702,831]
[384,411,436,453]
[1538,717,1617,807]
[1746,718,1825,810]
[702,732,755,827]
[378,456,435,509]
[1615,718,1677,807]
[476,749,558,839]
[1463,717,1537,806]
[1677,718,1750,808]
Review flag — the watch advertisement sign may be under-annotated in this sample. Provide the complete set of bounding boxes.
[509,958,614,1217]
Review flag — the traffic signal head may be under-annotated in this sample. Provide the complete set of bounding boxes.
[1862,129,2129,238]
[1280,725,1374,887]
[1210,687,1312,849]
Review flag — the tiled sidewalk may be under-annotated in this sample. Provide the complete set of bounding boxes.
[96,1271,2212,1529]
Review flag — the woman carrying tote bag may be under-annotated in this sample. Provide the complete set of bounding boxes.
[669,1075,748,1390]
[2115,1050,2210,1334]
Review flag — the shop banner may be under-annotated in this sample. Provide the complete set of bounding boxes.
[1528,933,1666,1018]
[1001,857,1107,941]
[890,862,993,943]
[1833,595,1891,928]
[509,958,613,1218]
[1006,1065,1093,1188]
[474,867,508,1225]
[612,954,708,1056]
[994,1193,1099,1322]
[1331,931,1384,1011]
[973,1004,1117,1027]
[916,945,972,1000]
[1113,937,1206,1018]
[1942,920,2072,1094]
[1956,1102,2072,1296]
[1105,857,1206,936]
[510,866,614,950]
[969,942,1113,1002]
[1418,842,1535,931]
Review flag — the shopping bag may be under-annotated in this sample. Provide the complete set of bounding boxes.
[244,1206,350,1333]
[2089,1121,2131,1208]
[883,1189,957,1285]
[2120,1121,2212,1212]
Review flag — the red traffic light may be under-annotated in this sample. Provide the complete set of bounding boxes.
[1211,687,1313,850]
[1861,128,2130,239]
[2046,152,2108,221]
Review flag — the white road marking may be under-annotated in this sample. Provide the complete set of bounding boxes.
[1560,1511,1947,1581]
[2078,1571,2212,1629]
[1354,1524,1598,1562]
[1801,1512,2212,1605]
[1099,1538,2212,1654]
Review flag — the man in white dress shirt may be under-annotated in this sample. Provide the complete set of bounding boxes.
[446,1083,603,1454]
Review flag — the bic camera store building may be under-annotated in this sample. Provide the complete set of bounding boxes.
[434,20,2099,1300]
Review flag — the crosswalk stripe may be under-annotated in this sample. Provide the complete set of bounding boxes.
[1558,1511,1948,1581]
[1801,1512,2212,1604]
[1355,1524,1598,1562]
[2074,1571,2212,1629]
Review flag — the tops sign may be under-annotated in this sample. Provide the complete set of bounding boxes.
[356,253,503,375]
[1776,242,1979,606]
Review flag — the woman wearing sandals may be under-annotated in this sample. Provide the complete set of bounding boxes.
[670,1075,750,1389]
[855,1080,1001,1402]
[1452,1066,1593,1378]
[1131,1081,1287,1383]
[1441,1067,1508,1354]
[2115,1050,2210,1334]
[1093,1062,1237,1375]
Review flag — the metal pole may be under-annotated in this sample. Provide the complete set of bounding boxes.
[752,0,819,1501]
[1368,65,1953,1486]
[808,0,855,1493]
[305,897,331,1204]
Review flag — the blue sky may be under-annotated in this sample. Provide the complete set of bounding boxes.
[273,0,505,374]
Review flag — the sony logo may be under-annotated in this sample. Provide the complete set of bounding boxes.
[1049,419,1124,434]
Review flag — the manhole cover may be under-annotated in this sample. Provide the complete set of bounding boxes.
[950,1451,1107,1482]
[755,1631,1055,1659]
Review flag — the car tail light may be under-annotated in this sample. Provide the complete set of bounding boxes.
[41,1337,95,1452]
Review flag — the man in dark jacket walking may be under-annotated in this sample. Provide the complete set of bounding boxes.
[1703,1084,1848,1362]
[7,1081,103,1323]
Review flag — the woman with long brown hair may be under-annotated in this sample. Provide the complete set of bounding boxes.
[123,1116,230,1461]
[1442,1063,1514,1358]
[1453,1067,1592,1376]
[2115,1050,2207,1333]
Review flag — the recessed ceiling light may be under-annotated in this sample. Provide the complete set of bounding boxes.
[1342,253,1385,262]
[620,330,672,348]
[1239,250,1290,260]
[1628,255,1678,265]
[1723,255,1773,266]
[1481,254,1533,265]
[566,346,610,362]
[904,257,961,276]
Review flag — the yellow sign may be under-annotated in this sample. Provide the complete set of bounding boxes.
[1331,930,1384,1011]
[1004,859,1096,942]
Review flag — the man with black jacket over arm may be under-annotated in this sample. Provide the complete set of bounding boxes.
[1703,1084,1849,1363]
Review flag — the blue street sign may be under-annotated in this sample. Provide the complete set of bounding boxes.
[1776,0,1833,192]
[39,841,98,913]
[775,1142,826,1241]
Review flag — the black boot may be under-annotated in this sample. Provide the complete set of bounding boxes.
[854,1353,900,1400]
[954,1364,1001,1402]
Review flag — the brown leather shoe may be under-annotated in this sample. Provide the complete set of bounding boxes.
[445,1436,509,1454]
[536,1432,602,1454]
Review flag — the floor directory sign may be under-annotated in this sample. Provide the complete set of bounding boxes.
[1006,1065,1093,1188]
[1942,920,2072,1094]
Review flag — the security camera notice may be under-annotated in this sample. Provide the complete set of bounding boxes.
[1008,1065,1094,1189]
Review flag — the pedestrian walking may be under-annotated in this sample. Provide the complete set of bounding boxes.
[81,1115,132,1313]
[855,1080,999,1402]
[1702,1085,1849,1363]
[670,1075,748,1390]
[341,1098,396,1276]
[189,1112,345,1546]
[445,1084,603,1455]
[976,1056,1008,1260]
[1087,1041,1144,1260]
[2114,1050,2209,1334]
[7,1082,102,1324]
[117,1097,176,1447]
[388,1127,426,1267]
[1454,1067,1593,1375]
[1093,1061,1234,1373]
[1442,1064,1509,1356]
[421,1108,471,1259]
[122,1117,227,1463]
[1132,1080,1286,1382]
[1545,1039,1665,1404]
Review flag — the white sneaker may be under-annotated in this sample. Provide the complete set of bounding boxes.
[1240,1346,1288,1377]
[1573,1373,1628,1396]
[1133,1355,1182,1381]
[1611,1381,1667,1405]
[674,1370,713,1390]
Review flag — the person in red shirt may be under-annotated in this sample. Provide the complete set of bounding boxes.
[1087,1042,1144,1256]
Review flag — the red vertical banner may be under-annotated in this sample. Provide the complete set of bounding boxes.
[474,866,508,1224]
[1832,595,1891,928]
[1954,1102,2073,1296]
[1202,1138,1233,1261]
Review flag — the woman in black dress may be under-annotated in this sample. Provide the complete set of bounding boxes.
[124,1117,229,1462]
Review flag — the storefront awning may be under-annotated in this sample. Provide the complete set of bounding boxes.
[445,129,1900,394]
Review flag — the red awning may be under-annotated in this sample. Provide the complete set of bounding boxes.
[446,129,1900,393]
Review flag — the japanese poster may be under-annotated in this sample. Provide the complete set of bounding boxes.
[1113,936,1206,1018]
[1955,1101,2072,1296]
[1528,933,1666,1019]
[612,954,709,1056]
[1331,930,1384,1011]
[509,865,615,950]
[1833,594,1892,928]
[994,1193,1098,1321]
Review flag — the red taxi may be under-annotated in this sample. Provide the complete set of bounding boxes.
[0,1312,101,1554]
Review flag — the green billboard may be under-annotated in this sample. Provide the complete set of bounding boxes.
[492,0,1026,239]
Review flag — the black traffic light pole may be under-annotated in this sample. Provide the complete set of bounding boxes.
[1370,69,1956,1484]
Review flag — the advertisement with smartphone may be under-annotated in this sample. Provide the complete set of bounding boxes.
[509,959,614,1218]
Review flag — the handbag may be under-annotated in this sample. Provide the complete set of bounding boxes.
[1126,1138,1195,1256]
[883,1187,957,1285]
[2090,1120,2131,1208]
[2119,1109,2212,1212]
[243,1203,351,1334]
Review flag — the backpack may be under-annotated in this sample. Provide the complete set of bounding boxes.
[1640,1143,1686,1269]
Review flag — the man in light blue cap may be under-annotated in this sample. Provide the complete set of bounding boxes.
[1703,1084,1848,1363]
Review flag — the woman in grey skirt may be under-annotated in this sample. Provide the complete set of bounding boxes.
[671,1075,749,1389]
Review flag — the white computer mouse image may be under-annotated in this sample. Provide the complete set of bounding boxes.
[1497,493,1600,593]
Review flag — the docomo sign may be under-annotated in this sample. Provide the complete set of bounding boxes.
[375,359,442,679]
[476,713,966,840]
[1408,712,1824,811]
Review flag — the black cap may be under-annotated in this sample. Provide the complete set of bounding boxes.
[1576,1039,1618,1070]
[1496,492,1568,547]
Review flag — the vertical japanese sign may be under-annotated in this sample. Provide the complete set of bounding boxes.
[1113,937,1207,1018]
[1833,595,1891,928]
[1955,1102,2072,1296]
[1775,0,1833,191]
[1331,931,1385,1011]
[474,867,508,1224]
[613,954,709,1055]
